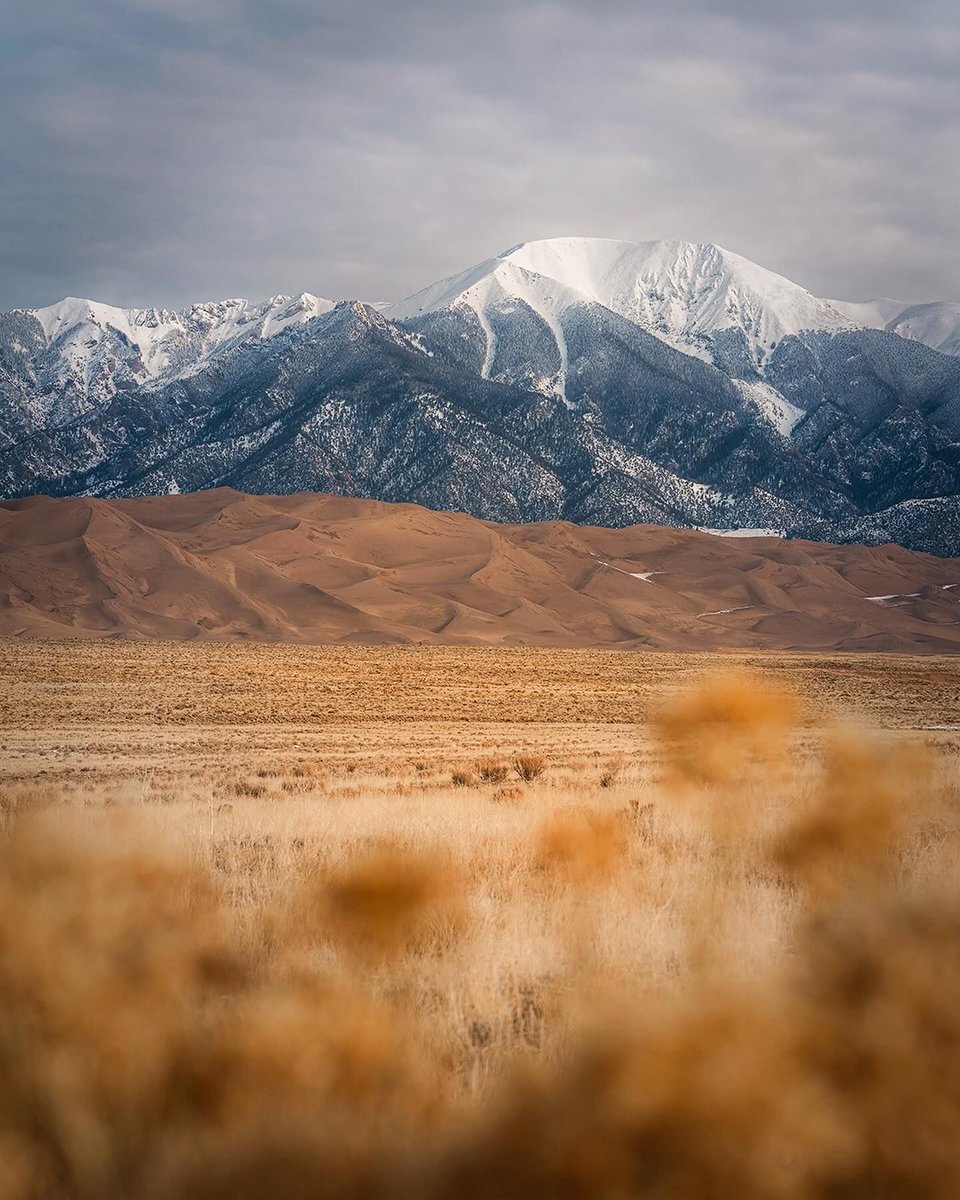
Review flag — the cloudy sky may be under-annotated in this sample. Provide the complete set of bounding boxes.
[3,0,958,311]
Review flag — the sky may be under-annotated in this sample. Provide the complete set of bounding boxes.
[3,0,958,311]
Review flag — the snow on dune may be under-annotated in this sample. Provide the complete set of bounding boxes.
[595,561,663,582]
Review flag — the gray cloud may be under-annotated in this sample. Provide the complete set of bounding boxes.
[2,0,958,310]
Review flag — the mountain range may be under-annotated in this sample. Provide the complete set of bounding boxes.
[3,237,960,555]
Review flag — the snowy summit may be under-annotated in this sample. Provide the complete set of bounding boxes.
[3,235,960,556]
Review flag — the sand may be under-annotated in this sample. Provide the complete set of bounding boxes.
[2,488,959,651]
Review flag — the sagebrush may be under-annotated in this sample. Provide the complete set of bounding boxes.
[1,673,959,1200]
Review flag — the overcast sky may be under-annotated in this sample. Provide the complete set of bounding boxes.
[3,0,958,311]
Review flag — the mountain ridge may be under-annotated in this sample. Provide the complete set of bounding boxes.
[3,237,960,556]
[829,296,960,359]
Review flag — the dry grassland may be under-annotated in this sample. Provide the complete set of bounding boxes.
[2,639,960,1199]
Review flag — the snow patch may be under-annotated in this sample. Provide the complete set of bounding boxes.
[732,379,804,437]
[393,261,574,396]
[596,561,663,582]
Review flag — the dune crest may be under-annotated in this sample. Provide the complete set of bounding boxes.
[2,489,959,652]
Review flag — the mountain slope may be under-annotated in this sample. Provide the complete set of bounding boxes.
[3,489,960,651]
[4,292,334,430]
[3,239,960,555]
[830,297,960,359]
[390,238,854,373]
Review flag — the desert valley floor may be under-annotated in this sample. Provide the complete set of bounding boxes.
[6,640,960,1197]
[6,639,960,792]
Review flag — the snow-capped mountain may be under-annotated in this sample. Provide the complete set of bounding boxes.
[3,238,960,556]
[829,297,960,359]
[11,292,334,425]
[389,238,855,376]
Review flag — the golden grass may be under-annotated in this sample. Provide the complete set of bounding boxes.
[2,642,960,1197]
[4,640,960,730]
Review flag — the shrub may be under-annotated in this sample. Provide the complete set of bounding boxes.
[536,808,625,882]
[513,754,546,783]
[654,672,798,785]
[476,758,510,784]
[234,781,267,798]
[5,669,959,1200]
[318,847,461,956]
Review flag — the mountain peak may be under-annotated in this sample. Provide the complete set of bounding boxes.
[388,237,854,367]
[498,235,729,262]
[14,291,337,418]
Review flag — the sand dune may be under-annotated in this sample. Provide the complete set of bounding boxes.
[2,488,960,651]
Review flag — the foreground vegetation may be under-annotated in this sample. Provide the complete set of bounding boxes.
[2,643,960,1198]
